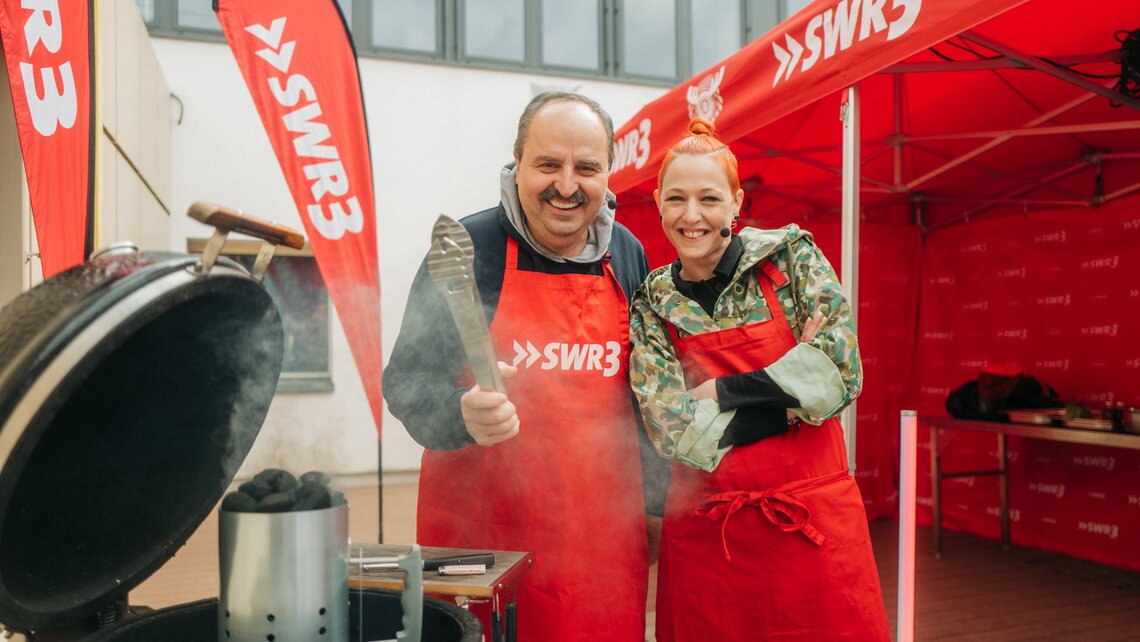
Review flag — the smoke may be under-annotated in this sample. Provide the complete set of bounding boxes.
[207,283,285,490]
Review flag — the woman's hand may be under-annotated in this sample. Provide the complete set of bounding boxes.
[800,312,825,343]
[687,378,718,402]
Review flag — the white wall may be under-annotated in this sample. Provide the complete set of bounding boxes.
[0,64,26,304]
[150,38,667,477]
[99,0,172,252]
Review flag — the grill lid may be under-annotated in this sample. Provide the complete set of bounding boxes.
[0,205,300,632]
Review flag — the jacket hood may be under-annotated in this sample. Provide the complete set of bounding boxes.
[499,163,617,264]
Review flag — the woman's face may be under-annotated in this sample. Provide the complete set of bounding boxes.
[656,153,743,280]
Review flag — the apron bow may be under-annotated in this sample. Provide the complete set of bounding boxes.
[696,488,826,561]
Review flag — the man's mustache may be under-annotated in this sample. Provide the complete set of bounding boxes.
[538,186,588,205]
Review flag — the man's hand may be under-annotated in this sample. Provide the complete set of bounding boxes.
[461,362,520,446]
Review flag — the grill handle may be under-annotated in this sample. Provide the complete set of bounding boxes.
[187,201,305,280]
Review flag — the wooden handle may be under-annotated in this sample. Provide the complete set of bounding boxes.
[188,201,305,250]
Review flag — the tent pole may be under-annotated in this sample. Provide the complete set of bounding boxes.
[840,84,860,475]
[897,410,918,642]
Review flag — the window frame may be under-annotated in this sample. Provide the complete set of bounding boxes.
[140,0,792,87]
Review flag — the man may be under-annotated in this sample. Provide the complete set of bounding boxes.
[383,92,665,642]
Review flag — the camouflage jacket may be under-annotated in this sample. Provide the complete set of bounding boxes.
[629,225,862,471]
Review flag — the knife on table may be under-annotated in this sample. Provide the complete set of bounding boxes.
[355,552,496,571]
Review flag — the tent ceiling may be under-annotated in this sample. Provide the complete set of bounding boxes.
[612,0,1140,231]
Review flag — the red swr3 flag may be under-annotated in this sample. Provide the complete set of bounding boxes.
[0,0,95,277]
[216,0,383,435]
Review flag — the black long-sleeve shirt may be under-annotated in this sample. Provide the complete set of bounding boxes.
[670,235,800,448]
[383,205,670,514]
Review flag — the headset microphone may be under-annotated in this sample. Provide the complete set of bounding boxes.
[719,228,731,238]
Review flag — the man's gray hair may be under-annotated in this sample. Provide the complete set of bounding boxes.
[514,91,615,167]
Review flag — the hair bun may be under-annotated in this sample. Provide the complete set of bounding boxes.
[688,117,717,137]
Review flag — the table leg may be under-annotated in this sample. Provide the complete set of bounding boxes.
[491,612,503,642]
[999,433,1010,550]
[505,600,517,642]
[930,424,943,558]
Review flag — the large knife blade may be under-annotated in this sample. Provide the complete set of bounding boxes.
[427,215,506,393]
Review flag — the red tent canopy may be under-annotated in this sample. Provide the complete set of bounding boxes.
[611,0,1140,573]
[613,0,1140,256]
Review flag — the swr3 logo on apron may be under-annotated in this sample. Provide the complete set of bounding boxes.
[511,340,621,377]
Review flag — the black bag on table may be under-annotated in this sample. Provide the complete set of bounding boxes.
[946,372,1063,420]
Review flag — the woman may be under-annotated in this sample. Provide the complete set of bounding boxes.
[630,118,889,641]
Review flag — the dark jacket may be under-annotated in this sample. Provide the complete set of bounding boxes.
[383,205,668,514]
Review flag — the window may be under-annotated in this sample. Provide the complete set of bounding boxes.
[176,0,220,33]
[691,0,741,74]
[141,0,802,86]
[463,0,525,62]
[372,0,437,53]
[186,239,333,394]
[621,0,677,79]
[144,0,351,40]
[541,0,600,71]
[135,0,155,24]
[783,0,815,20]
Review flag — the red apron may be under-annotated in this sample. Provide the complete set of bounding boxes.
[656,260,889,642]
[417,238,648,642]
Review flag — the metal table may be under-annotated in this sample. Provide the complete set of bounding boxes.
[349,544,533,642]
[927,416,1140,557]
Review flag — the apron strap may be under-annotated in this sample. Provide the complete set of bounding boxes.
[755,259,787,325]
[696,490,825,561]
[694,469,847,560]
[665,259,788,344]
[505,236,519,271]
[666,316,682,346]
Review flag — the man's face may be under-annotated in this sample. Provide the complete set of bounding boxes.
[514,101,610,257]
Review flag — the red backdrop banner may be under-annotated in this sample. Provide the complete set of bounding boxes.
[0,0,94,277]
[216,0,383,434]
[912,199,1140,571]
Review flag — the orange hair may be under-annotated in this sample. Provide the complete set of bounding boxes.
[656,118,740,193]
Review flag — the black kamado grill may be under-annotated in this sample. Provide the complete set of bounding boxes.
[0,204,480,641]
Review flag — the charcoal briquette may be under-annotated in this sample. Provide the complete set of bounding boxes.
[293,481,332,510]
[221,491,257,512]
[256,491,295,513]
[299,470,332,487]
[238,479,272,501]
